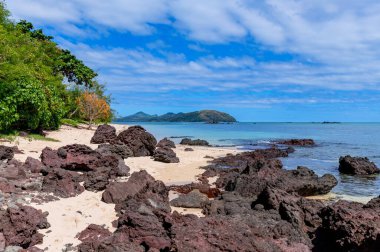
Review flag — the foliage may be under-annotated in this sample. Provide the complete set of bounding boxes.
[77,92,111,128]
[61,118,80,127]
[0,2,112,132]
[27,133,60,142]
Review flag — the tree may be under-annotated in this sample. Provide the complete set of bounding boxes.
[77,92,111,128]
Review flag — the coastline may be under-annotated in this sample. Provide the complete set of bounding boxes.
[0,124,375,250]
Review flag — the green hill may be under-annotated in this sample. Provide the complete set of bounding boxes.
[115,110,237,123]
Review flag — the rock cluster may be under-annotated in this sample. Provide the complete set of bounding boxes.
[0,146,15,161]
[91,124,158,157]
[339,155,380,175]
[180,138,210,146]
[277,138,316,146]
[0,205,49,250]
[153,137,179,163]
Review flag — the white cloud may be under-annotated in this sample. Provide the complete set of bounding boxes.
[5,0,380,94]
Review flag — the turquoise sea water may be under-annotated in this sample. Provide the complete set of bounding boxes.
[115,122,380,198]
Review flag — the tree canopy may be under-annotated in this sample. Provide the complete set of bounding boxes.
[0,1,111,132]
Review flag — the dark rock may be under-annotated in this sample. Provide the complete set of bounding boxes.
[102,170,170,214]
[221,165,337,197]
[339,155,380,175]
[153,147,179,163]
[41,169,84,197]
[117,126,157,157]
[169,183,221,198]
[95,144,133,159]
[23,157,44,174]
[76,224,112,242]
[90,124,117,144]
[180,138,210,146]
[277,139,316,146]
[156,137,176,148]
[0,146,14,161]
[315,199,380,251]
[170,189,209,208]
[184,147,194,152]
[0,205,49,249]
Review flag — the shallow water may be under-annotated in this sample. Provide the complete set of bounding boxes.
[114,122,380,198]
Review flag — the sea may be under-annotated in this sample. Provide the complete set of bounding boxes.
[114,122,380,200]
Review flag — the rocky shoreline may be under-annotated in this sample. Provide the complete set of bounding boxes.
[0,125,379,251]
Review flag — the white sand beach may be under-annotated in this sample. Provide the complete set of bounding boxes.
[3,124,238,250]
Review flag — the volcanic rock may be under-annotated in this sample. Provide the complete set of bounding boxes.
[23,157,44,174]
[117,126,157,157]
[41,168,84,197]
[90,124,117,144]
[184,147,194,151]
[153,147,179,163]
[156,137,176,148]
[339,155,380,175]
[180,138,210,146]
[95,144,133,159]
[169,183,221,198]
[277,139,316,146]
[0,146,14,161]
[0,205,49,249]
[315,199,380,251]
[170,189,209,208]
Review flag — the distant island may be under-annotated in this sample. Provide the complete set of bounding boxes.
[114,110,237,123]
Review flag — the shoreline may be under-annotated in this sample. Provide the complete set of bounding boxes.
[0,124,376,250]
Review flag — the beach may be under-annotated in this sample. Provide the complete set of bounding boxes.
[2,124,239,250]
[1,123,379,251]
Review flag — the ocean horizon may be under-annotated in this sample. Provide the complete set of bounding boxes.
[115,121,380,199]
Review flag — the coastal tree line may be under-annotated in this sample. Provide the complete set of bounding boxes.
[0,2,111,133]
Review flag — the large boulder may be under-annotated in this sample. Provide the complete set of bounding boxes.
[156,137,176,148]
[95,144,133,159]
[180,138,210,146]
[0,146,14,161]
[117,126,157,157]
[90,124,117,144]
[102,170,170,213]
[153,147,179,163]
[339,155,380,175]
[170,189,209,208]
[0,205,49,249]
[41,168,84,198]
[315,198,380,251]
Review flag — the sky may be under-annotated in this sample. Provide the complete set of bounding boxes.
[5,0,380,122]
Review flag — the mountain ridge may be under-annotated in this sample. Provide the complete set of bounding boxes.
[114,110,237,123]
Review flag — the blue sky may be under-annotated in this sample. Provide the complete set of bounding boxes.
[6,0,380,121]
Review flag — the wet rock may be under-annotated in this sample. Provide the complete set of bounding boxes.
[153,147,179,163]
[0,205,49,249]
[339,155,380,175]
[90,124,117,144]
[0,146,14,161]
[170,189,209,208]
[95,144,133,159]
[117,126,157,157]
[156,137,176,149]
[277,139,316,146]
[315,199,380,251]
[184,147,194,151]
[180,138,210,146]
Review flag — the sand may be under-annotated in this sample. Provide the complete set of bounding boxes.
[1,124,238,250]
[1,124,375,250]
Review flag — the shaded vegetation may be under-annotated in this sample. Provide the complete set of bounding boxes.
[0,1,111,132]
